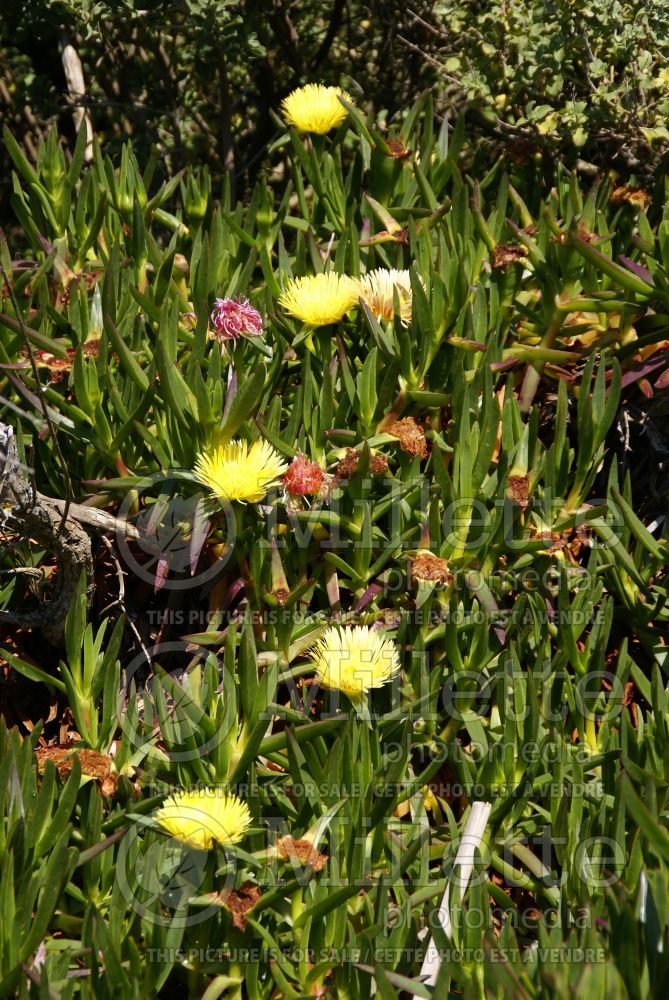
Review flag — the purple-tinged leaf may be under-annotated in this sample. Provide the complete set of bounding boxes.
[618,255,653,284]
[38,234,55,255]
[621,354,669,389]
[354,583,383,612]
[189,496,211,575]
[570,234,655,295]
[449,337,487,351]
[221,577,246,610]
[654,367,669,390]
[490,358,519,371]
[6,372,67,428]
[493,624,507,644]
[221,367,238,424]
[154,557,169,593]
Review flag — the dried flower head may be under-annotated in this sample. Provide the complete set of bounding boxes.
[507,474,530,508]
[24,342,100,385]
[411,550,452,585]
[220,881,262,931]
[334,448,389,480]
[279,273,359,326]
[275,836,328,872]
[154,788,251,850]
[383,416,428,458]
[309,625,401,710]
[610,185,651,210]
[385,138,412,160]
[356,268,414,325]
[210,296,263,342]
[193,439,288,504]
[281,84,353,134]
[491,243,528,270]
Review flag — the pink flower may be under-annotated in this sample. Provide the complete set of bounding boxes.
[283,454,330,497]
[210,297,263,342]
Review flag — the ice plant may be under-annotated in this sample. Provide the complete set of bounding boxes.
[210,296,263,342]
[281,84,352,134]
[383,416,428,458]
[411,550,452,585]
[154,788,251,850]
[193,439,288,504]
[279,273,358,327]
[356,268,414,326]
[283,453,327,496]
[309,625,401,713]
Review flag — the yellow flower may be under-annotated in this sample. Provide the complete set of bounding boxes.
[355,268,414,326]
[193,439,288,504]
[279,273,359,326]
[309,625,401,709]
[281,84,353,134]
[154,788,251,850]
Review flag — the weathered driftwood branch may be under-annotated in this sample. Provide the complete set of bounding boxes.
[0,422,93,643]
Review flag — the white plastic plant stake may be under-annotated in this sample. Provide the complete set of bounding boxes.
[413,800,492,997]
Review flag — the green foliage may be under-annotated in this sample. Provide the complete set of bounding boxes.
[0,87,669,998]
[0,0,428,214]
[426,0,669,172]
[0,722,79,997]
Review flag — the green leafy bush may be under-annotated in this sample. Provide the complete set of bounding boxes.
[0,0,432,213]
[0,83,669,998]
[423,0,669,173]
